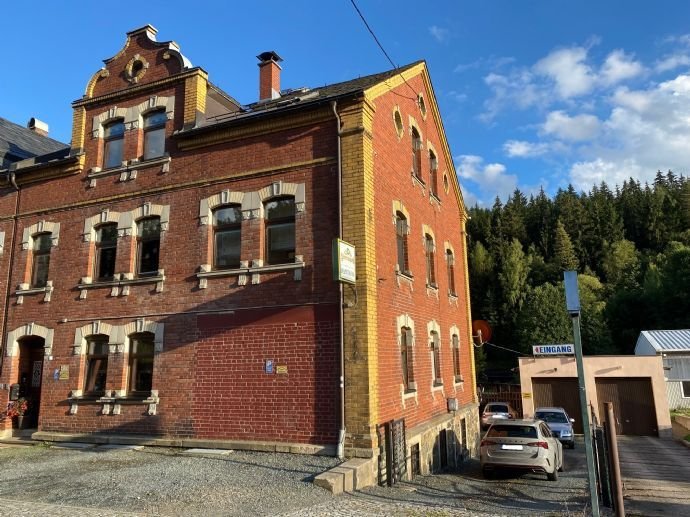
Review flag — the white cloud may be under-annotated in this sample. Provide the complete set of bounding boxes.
[570,158,643,189]
[542,110,601,141]
[503,140,549,157]
[456,154,518,203]
[534,46,595,98]
[599,50,644,85]
[429,25,450,43]
[480,70,546,122]
[655,53,690,73]
[611,87,652,112]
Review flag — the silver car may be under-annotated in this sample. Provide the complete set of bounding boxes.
[481,402,519,430]
[535,407,576,449]
[480,419,563,480]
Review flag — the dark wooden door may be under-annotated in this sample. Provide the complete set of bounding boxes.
[532,377,583,433]
[18,337,44,428]
[596,378,657,436]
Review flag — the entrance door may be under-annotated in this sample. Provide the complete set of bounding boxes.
[532,377,583,433]
[17,337,45,428]
[596,378,657,436]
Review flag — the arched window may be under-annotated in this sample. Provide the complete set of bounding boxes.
[429,150,438,197]
[95,223,117,281]
[137,217,161,276]
[452,334,462,382]
[143,111,167,160]
[265,197,295,265]
[430,331,442,386]
[411,127,422,181]
[84,335,109,397]
[395,211,409,274]
[424,234,436,287]
[31,233,52,288]
[401,326,415,392]
[128,333,154,395]
[213,205,242,269]
[103,120,125,169]
[446,249,456,296]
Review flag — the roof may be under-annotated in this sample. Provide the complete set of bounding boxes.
[195,61,424,131]
[638,330,690,352]
[0,117,68,167]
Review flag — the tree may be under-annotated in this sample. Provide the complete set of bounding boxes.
[498,238,529,316]
[552,220,579,271]
[602,239,640,290]
[516,283,571,354]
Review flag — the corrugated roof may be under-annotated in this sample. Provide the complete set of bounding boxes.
[0,117,68,167]
[641,330,690,352]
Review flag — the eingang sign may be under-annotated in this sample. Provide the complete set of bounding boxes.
[532,344,574,356]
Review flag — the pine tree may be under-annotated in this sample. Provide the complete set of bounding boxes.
[553,219,579,271]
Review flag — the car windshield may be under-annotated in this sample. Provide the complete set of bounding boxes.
[535,411,568,423]
[487,425,538,438]
[486,404,508,413]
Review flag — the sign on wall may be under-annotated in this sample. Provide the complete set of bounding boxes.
[532,344,575,356]
[332,239,356,284]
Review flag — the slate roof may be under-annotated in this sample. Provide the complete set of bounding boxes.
[639,330,690,352]
[197,61,424,130]
[0,117,69,168]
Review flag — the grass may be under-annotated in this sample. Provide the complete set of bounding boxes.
[670,408,690,417]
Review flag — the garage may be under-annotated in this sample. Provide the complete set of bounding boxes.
[532,378,583,434]
[595,378,657,436]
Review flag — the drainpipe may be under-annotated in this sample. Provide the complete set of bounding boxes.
[331,101,346,460]
[0,171,20,376]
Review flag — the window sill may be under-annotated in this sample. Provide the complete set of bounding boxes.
[197,258,304,288]
[432,381,444,392]
[411,172,426,188]
[88,155,171,184]
[77,271,165,299]
[15,281,54,304]
[430,192,442,204]
[68,391,159,416]
[426,283,438,290]
[454,375,464,385]
[403,387,417,399]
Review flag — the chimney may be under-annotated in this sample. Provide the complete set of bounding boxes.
[257,51,283,101]
[27,118,49,137]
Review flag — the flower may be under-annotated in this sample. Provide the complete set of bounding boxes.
[6,398,29,418]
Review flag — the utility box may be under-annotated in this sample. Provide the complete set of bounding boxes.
[9,383,20,401]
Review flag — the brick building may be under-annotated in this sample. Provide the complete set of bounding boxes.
[0,26,478,477]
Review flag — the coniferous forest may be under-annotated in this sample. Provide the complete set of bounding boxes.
[466,171,690,381]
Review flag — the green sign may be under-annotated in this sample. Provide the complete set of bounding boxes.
[332,239,356,284]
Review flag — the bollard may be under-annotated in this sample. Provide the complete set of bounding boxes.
[605,402,625,517]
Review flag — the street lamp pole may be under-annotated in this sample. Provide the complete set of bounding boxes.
[564,271,600,517]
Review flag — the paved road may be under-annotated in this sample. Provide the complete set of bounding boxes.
[618,436,690,516]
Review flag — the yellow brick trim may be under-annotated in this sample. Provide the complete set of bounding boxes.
[71,107,87,152]
[461,223,477,403]
[184,73,208,126]
[364,63,425,101]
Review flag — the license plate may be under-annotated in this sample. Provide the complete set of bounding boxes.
[501,444,523,451]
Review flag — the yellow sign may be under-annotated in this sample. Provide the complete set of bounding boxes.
[59,365,69,380]
[276,365,288,375]
[522,392,532,398]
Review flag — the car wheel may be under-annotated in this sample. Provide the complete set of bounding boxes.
[558,459,565,472]
[482,467,493,479]
[547,466,559,481]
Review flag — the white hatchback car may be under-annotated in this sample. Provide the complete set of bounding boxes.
[480,419,563,480]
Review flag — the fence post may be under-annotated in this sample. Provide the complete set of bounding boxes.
[605,402,625,517]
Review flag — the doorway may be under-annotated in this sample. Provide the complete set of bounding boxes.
[16,336,45,429]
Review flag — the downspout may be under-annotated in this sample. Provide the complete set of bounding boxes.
[331,101,346,460]
[0,171,20,376]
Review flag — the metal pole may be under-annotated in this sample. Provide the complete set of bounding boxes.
[572,313,600,517]
[605,402,625,517]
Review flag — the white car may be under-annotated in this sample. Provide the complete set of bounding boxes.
[480,419,564,480]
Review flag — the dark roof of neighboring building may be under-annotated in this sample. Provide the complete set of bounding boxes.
[196,61,424,131]
[0,117,69,166]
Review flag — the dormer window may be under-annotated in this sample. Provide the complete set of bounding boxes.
[104,120,125,169]
[143,111,167,160]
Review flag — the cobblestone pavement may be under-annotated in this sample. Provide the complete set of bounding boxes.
[0,439,591,516]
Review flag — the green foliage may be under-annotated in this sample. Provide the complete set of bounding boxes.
[553,220,579,271]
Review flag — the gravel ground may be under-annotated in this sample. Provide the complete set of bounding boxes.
[0,438,601,516]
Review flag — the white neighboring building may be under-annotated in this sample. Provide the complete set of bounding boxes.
[635,330,690,410]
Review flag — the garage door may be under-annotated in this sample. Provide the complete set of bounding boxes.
[595,378,657,436]
[532,378,582,434]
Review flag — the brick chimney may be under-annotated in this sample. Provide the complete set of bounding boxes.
[27,117,49,137]
[257,51,283,101]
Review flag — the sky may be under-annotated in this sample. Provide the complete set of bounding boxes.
[3,1,690,206]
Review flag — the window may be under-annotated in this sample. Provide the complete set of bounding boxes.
[401,327,415,392]
[411,127,423,181]
[452,334,461,381]
[84,336,109,397]
[137,217,161,276]
[103,120,125,169]
[128,334,154,395]
[431,331,442,386]
[429,151,438,197]
[425,234,436,287]
[213,205,242,269]
[94,224,117,281]
[446,249,456,296]
[31,233,52,288]
[143,111,167,160]
[395,212,409,274]
[682,380,690,398]
[265,197,295,265]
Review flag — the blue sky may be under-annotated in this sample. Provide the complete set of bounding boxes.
[3,1,690,206]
